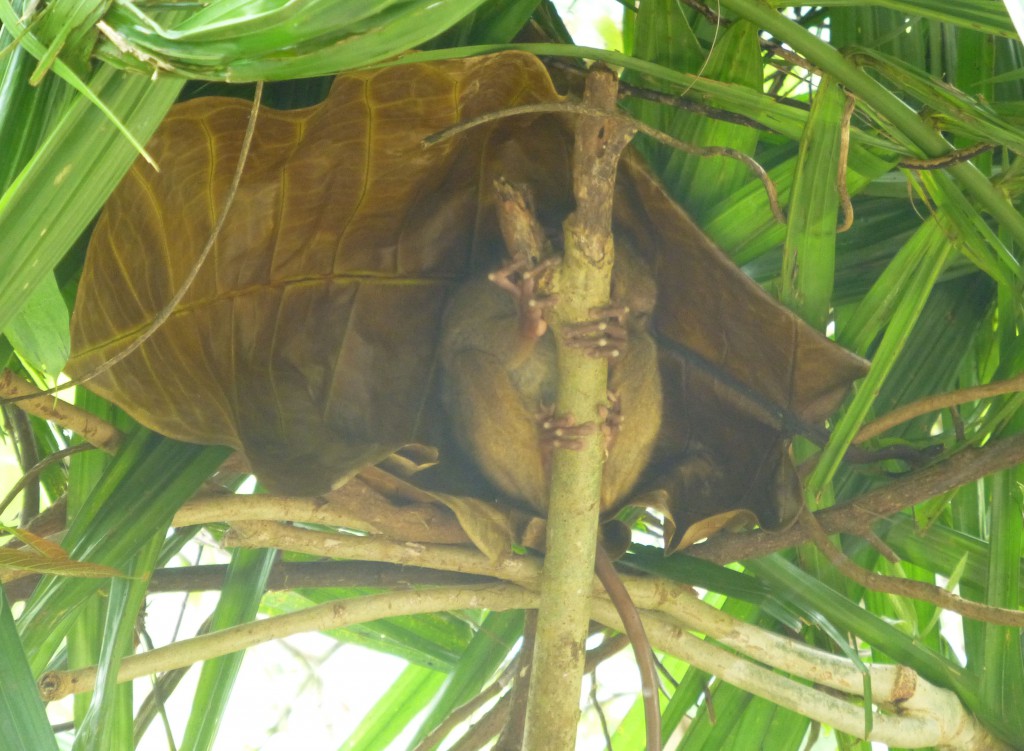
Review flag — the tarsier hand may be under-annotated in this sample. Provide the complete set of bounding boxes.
[439,238,661,515]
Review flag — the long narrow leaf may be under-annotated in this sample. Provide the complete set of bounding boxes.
[18,429,230,673]
[978,468,1024,738]
[0,64,181,333]
[781,76,846,329]
[180,547,276,751]
[0,589,59,751]
[73,532,166,751]
[411,609,524,747]
[97,0,492,80]
[341,663,446,751]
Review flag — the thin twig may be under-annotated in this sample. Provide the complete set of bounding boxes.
[616,78,768,131]
[763,42,820,80]
[411,655,520,751]
[448,695,513,751]
[836,93,856,232]
[899,143,997,170]
[424,102,785,223]
[590,673,614,750]
[544,58,771,132]
[134,624,189,748]
[678,0,725,25]
[651,0,821,82]
[688,433,1024,564]
[855,372,1024,443]
[799,508,1024,627]
[164,560,488,593]
[2,404,40,524]
[0,444,94,518]
[0,370,123,453]
[495,610,537,750]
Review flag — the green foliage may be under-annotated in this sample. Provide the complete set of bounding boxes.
[0,589,59,751]
[1,1,1023,749]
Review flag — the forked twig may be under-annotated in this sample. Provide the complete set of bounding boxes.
[424,101,785,223]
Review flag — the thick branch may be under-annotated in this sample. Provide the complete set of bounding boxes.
[593,603,1011,750]
[525,65,635,751]
[44,527,1008,750]
[688,434,1024,563]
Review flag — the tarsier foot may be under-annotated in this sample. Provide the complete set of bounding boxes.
[563,304,631,358]
[488,257,559,340]
[540,412,596,452]
[598,390,623,454]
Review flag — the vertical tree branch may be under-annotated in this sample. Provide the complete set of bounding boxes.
[523,65,636,751]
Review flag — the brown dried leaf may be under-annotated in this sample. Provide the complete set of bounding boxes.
[68,52,867,547]
[671,510,759,552]
[2,524,66,558]
[433,493,517,562]
[0,528,125,582]
[69,53,564,494]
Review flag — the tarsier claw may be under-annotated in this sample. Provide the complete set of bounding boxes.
[599,390,623,454]
[563,304,631,358]
[540,413,597,451]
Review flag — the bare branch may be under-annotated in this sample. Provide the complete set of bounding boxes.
[38,584,537,701]
[855,373,1024,443]
[525,65,631,751]
[799,509,1024,627]
[688,434,1024,563]
[43,513,1009,749]
[602,604,1012,750]
[0,370,123,453]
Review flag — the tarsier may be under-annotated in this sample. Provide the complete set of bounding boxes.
[440,210,665,750]
[439,235,662,519]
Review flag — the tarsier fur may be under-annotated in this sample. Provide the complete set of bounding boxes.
[440,237,662,516]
